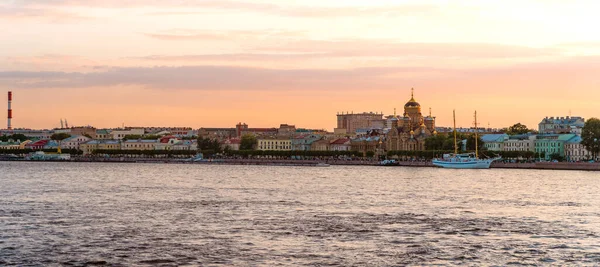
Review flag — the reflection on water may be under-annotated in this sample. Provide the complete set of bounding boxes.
[1,162,600,266]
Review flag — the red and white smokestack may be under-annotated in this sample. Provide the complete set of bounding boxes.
[7,91,12,130]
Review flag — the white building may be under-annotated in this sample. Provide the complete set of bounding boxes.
[565,136,598,162]
[330,138,352,151]
[122,139,157,150]
[481,134,508,151]
[257,138,292,151]
[503,134,536,152]
[539,116,585,134]
[61,135,92,150]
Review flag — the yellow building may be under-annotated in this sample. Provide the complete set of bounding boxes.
[80,140,121,155]
[310,139,331,151]
[257,138,292,151]
[122,139,157,150]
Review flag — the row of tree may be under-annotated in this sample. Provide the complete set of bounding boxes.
[582,118,600,159]
[225,150,363,158]
[0,148,83,155]
[0,134,29,142]
[424,133,484,151]
[93,149,201,156]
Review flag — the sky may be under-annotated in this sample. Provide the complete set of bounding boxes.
[1,0,600,130]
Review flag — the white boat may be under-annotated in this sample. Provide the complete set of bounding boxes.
[432,153,497,169]
[432,110,500,169]
[315,162,330,167]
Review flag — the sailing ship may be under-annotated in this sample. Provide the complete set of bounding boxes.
[432,110,501,169]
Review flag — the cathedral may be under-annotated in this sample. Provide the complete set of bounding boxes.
[385,89,436,151]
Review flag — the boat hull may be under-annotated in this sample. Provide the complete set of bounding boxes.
[432,159,493,169]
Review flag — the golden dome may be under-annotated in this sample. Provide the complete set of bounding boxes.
[404,88,420,108]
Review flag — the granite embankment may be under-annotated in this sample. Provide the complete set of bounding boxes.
[3,156,599,170]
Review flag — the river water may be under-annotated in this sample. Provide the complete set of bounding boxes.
[1,162,600,266]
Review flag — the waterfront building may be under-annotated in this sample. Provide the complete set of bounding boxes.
[292,134,321,151]
[154,136,194,150]
[80,140,121,155]
[385,89,436,151]
[310,139,331,151]
[0,140,24,150]
[335,112,385,135]
[565,136,598,162]
[43,140,59,150]
[534,134,578,160]
[25,140,50,150]
[61,135,91,150]
[330,138,352,151]
[538,116,585,134]
[350,135,382,155]
[481,134,509,151]
[503,134,536,152]
[257,137,292,151]
[220,138,241,151]
[122,139,157,150]
[171,140,197,151]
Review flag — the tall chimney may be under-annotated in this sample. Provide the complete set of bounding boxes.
[7,91,12,130]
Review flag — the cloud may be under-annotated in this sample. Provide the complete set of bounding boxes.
[143,29,304,41]
[10,0,438,18]
[131,41,561,63]
[255,40,561,58]
[2,56,598,92]
[0,5,89,22]
[0,65,440,90]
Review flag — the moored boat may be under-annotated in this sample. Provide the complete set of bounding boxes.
[380,159,400,166]
[432,110,500,169]
[315,162,330,167]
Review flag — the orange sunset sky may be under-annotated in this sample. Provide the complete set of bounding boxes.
[1,0,599,131]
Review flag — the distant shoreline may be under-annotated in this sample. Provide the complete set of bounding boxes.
[2,157,600,171]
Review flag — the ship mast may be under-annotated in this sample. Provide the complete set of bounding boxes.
[475,110,478,159]
[453,109,457,155]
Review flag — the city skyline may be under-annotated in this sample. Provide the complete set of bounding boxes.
[2,0,600,130]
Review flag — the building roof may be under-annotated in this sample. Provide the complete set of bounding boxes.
[96,129,111,135]
[481,134,508,142]
[330,138,351,145]
[558,134,578,141]
[62,135,89,142]
[124,139,158,143]
[536,134,577,141]
[566,136,582,144]
[26,139,49,146]
[83,140,120,145]
[539,116,585,127]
